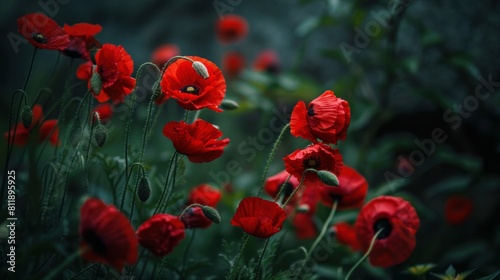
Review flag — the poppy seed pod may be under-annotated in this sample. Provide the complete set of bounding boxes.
[138,177,151,203]
[21,105,33,129]
[93,123,107,147]
[202,206,221,224]
[90,70,102,96]
[317,170,339,187]
[192,61,210,79]
[220,99,239,110]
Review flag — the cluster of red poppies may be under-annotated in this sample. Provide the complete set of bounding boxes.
[229,90,421,268]
[79,184,222,271]
[10,11,425,276]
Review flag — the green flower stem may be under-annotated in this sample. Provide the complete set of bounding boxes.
[84,95,94,192]
[282,168,316,208]
[1,90,28,207]
[181,229,197,278]
[23,47,38,91]
[120,163,145,212]
[190,109,201,123]
[162,154,183,212]
[303,201,338,267]
[139,94,156,163]
[253,238,271,280]
[42,247,86,280]
[344,229,383,280]
[229,234,251,280]
[145,104,163,144]
[154,152,178,214]
[273,174,292,203]
[257,123,290,197]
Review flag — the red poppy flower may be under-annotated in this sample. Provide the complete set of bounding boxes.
[253,49,280,74]
[76,61,92,80]
[180,206,213,229]
[39,119,60,146]
[231,197,287,238]
[91,43,136,103]
[333,222,361,252]
[318,165,368,210]
[151,44,180,68]
[92,103,113,123]
[63,23,102,60]
[187,184,222,207]
[293,212,317,239]
[284,143,343,188]
[264,170,301,204]
[4,104,44,146]
[290,90,351,145]
[162,119,229,163]
[17,13,69,50]
[355,196,420,268]
[137,214,185,257]
[222,51,245,78]
[79,198,138,271]
[216,14,248,44]
[444,196,473,225]
[159,56,226,112]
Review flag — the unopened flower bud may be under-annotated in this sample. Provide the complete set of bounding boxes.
[317,170,339,187]
[138,177,151,203]
[90,71,102,96]
[69,117,83,147]
[192,61,209,79]
[93,123,107,148]
[201,206,221,224]
[21,105,33,129]
[220,99,239,110]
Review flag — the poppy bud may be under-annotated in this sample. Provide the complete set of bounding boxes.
[21,105,33,129]
[220,99,239,110]
[201,206,221,224]
[317,170,339,187]
[93,123,107,148]
[138,177,151,203]
[192,61,210,79]
[90,71,102,96]
[69,117,83,147]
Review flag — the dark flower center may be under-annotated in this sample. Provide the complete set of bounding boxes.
[83,229,107,255]
[265,64,280,74]
[32,33,47,44]
[181,85,200,95]
[224,28,239,39]
[373,218,392,239]
[307,105,315,116]
[303,156,321,170]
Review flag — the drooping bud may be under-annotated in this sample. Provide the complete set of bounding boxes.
[21,105,33,129]
[69,117,83,147]
[93,123,107,148]
[138,176,151,203]
[192,61,210,79]
[317,170,339,187]
[90,70,102,96]
[220,99,239,110]
[201,206,221,224]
